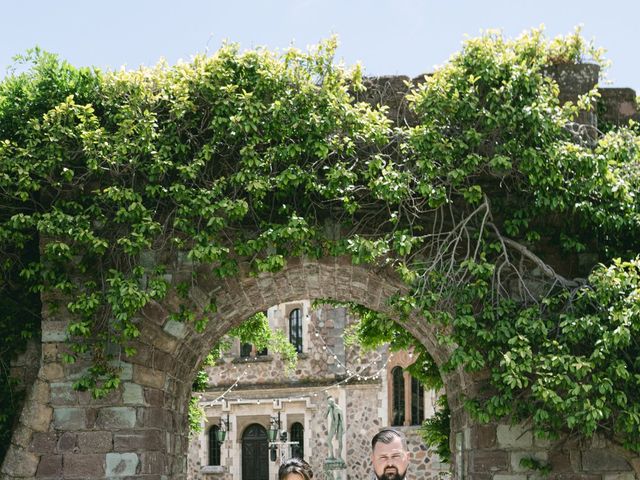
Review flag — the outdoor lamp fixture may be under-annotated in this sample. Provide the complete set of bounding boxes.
[267,412,281,442]
[216,414,230,443]
[268,412,281,461]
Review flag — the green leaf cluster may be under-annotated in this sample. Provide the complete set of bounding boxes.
[1,27,640,460]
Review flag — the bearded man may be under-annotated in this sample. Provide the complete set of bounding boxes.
[370,429,410,480]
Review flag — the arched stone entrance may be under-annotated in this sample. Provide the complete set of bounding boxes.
[241,424,269,480]
[3,256,461,480]
[4,255,640,479]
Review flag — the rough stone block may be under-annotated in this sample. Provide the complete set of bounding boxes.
[140,451,168,474]
[163,319,187,339]
[140,408,168,430]
[122,383,145,405]
[30,432,58,454]
[41,321,68,342]
[22,401,54,434]
[133,365,166,389]
[141,300,169,326]
[114,430,164,451]
[50,382,77,405]
[582,449,631,471]
[10,423,32,449]
[63,453,106,477]
[56,432,77,453]
[144,388,165,407]
[77,431,113,453]
[53,407,86,430]
[106,452,140,476]
[470,450,509,473]
[96,407,137,429]
[497,424,533,449]
[142,323,178,353]
[36,454,63,478]
[41,362,65,381]
[1,446,39,477]
[493,475,527,480]
[549,451,573,472]
[473,424,497,449]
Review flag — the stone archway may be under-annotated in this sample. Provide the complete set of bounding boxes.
[3,255,464,480]
[4,254,640,479]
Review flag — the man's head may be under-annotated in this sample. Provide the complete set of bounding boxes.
[370,429,410,480]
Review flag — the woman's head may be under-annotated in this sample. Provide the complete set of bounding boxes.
[278,457,313,480]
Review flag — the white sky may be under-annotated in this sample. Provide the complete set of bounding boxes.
[1,0,638,92]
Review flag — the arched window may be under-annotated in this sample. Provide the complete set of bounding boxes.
[290,422,304,458]
[289,308,303,353]
[209,425,222,466]
[391,366,405,426]
[411,377,424,425]
[240,343,253,358]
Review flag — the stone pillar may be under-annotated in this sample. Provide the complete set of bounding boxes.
[2,297,192,479]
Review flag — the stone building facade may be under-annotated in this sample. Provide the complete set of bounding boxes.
[187,301,448,480]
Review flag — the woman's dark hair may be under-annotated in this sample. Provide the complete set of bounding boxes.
[278,457,314,480]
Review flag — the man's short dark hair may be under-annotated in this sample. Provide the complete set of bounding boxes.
[371,428,408,451]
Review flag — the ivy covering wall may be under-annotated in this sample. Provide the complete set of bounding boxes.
[1,28,639,465]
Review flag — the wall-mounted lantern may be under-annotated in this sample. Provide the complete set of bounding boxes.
[268,412,281,461]
[216,413,230,443]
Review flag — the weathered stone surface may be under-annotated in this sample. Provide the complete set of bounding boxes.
[599,88,640,125]
[144,387,165,407]
[133,364,166,389]
[470,450,509,472]
[36,454,63,478]
[50,382,78,405]
[77,431,113,453]
[1,446,39,477]
[140,451,168,474]
[10,423,33,449]
[473,425,497,449]
[53,407,87,430]
[163,319,187,339]
[106,452,139,476]
[30,432,58,453]
[114,430,164,451]
[63,453,105,477]
[41,321,69,342]
[96,407,137,429]
[497,424,533,449]
[122,382,144,405]
[549,451,574,472]
[141,407,167,429]
[41,362,65,381]
[57,432,77,453]
[582,449,631,471]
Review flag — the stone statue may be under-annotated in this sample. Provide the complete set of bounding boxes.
[326,396,344,459]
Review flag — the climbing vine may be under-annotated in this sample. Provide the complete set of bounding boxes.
[1,27,640,463]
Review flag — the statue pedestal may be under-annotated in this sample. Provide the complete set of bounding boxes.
[324,458,346,480]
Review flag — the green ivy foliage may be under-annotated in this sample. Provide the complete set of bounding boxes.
[327,299,448,456]
[1,27,640,460]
